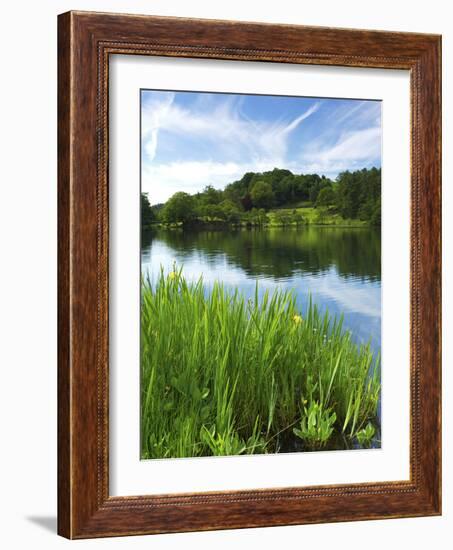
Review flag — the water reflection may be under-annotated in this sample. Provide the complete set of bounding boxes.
[141,226,381,352]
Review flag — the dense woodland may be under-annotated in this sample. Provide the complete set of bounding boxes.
[142,167,381,228]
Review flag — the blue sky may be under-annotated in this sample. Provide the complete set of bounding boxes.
[141,90,381,205]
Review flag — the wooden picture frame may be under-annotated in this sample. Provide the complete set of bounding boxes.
[58,10,441,539]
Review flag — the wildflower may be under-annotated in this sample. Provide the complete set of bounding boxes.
[168,271,177,280]
[292,314,303,325]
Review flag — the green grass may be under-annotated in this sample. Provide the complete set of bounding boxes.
[268,206,368,227]
[141,268,380,459]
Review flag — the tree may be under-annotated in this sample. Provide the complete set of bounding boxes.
[243,208,258,227]
[335,171,360,218]
[293,175,310,201]
[200,185,223,205]
[315,208,328,224]
[258,208,270,226]
[291,210,304,225]
[240,193,253,212]
[316,186,335,207]
[273,175,295,206]
[141,193,155,226]
[370,198,381,226]
[250,181,274,209]
[335,168,381,223]
[162,192,196,225]
[219,200,241,224]
[274,210,291,226]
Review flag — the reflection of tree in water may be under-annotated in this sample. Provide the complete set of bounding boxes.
[142,226,381,283]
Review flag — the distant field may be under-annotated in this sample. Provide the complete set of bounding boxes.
[268,206,368,227]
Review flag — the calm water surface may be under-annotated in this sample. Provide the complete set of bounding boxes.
[141,226,381,353]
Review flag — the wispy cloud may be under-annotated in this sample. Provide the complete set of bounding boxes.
[142,92,175,161]
[142,93,320,164]
[299,127,381,175]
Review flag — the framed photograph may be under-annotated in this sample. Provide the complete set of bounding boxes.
[58,11,441,538]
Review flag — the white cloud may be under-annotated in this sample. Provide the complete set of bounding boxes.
[330,101,367,125]
[142,94,320,166]
[141,92,175,161]
[299,127,381,175]
[257,103,320,161]
[320,127,381,162]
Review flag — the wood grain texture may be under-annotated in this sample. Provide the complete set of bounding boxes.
[57,11,73,538]
[57,10,442,539]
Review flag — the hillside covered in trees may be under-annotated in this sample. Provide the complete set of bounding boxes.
[142,167,381,229]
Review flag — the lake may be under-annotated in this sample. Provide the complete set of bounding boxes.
[141,226,381,354]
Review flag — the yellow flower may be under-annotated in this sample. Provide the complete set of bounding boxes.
[292,314,303,325]
[168,271,177,280]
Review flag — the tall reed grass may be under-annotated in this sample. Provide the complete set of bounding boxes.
[141,268,380,459]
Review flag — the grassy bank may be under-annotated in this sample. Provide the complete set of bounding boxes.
[268,205,368,227]
[141,269,380,459]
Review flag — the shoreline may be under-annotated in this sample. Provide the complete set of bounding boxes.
[143,221,374,231]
